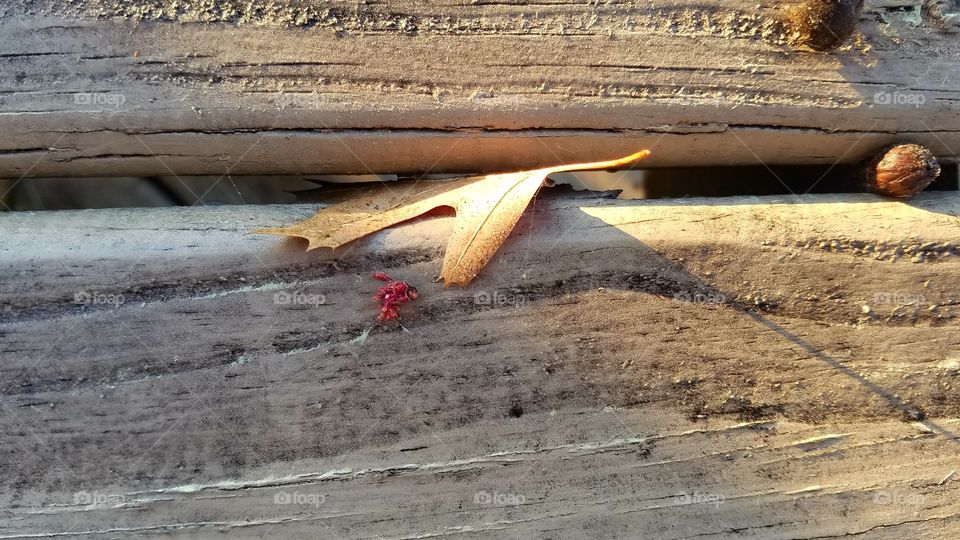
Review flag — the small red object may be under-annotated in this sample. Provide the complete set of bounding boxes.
[372,272,418,321]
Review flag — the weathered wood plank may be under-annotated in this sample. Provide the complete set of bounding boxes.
[1,191,959,537]
[1,0,958,177]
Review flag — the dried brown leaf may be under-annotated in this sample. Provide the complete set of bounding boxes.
[255,150,650,286]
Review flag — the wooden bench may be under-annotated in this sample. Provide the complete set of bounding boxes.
[2,1,960,537]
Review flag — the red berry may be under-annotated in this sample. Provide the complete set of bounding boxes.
[371,272,418,322]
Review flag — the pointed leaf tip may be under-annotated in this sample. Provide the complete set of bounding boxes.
[624,149,651,163]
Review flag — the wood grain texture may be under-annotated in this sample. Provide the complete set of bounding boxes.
[0,0,959,177]
[2,191,960,537]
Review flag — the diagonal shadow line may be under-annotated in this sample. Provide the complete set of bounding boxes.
[535,131,669,264]
[312,192,960,510]
[722,123,954,427]
[744,309,960,443]
[6,193,956,536]
[593,221,960,445]
[491,200,960,449]
[527,136,675,445]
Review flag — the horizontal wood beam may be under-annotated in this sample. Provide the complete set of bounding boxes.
[1,0,959,177]
[2,191,960,535]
